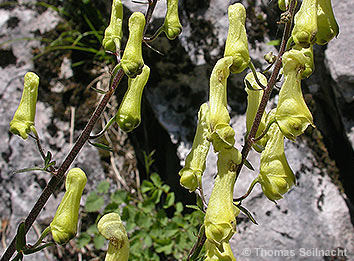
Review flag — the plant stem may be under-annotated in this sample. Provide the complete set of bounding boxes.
[0,69,124,261]
[186,0,297,259]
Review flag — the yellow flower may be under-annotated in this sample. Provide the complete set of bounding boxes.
[208,56,235,152]
[50,168,87,244]
[316,0,339,45]
[10,72,39,140]
[291,45,314,79]
[275,50,315,140]
[204,148,241,245]
[116,65,150,132]
[97,213,129,261]
[102,0,123,53]
[179,103,210,192]
[258,123,295,201]
[244,71,268,152]
[120,12,145,78]
[292,0,318,47]
[224,3,250,74]
[162,0,182,40]
[204,240,236,261]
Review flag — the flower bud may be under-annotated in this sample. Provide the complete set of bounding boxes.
[120,12,145,78]
[204,148,241,245]
[244,71,268,152]
[275,50,315,140]
[224,3,250,74]
[116,65,150,132]
[258,124,295,201]
[102,0,123,53]
[292,0,318,48]
[278,0,287,11]
[163,0,182,40]
[179,103,210,192]
[10,72,39,140]
[204,240,236,261]
[316,0,339,45]
[50,168,87,244]
[97,213,129,261]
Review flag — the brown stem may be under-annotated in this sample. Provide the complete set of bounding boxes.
[0,69,124,261]
[143,0,158,35]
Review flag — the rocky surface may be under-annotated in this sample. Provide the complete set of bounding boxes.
[0,0,353,260]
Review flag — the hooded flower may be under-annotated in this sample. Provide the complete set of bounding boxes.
[316,0,339,45]
[292,0,318,47]
[102,0,123,53]
[162,0,182,40]
[204,240,236,261]
[291,45,314,79]
[258,122,295,201]
[204,148,241,246]
[50,168,87,244]
[224,3,250,74]
[10,72,39,140]
[244,71,268,152]
[275,49,315,140]
[120,12,145,78]
[179,103,210,192]
[116,65,150,132]
[208,56,235,152]
[97,213,129,261]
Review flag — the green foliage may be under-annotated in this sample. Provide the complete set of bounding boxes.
[78,175,204,260]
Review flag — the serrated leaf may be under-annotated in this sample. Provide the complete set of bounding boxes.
[163,192,175,209]
[97,180,110,194]
[15,222,26,252]
[85,192,104,212]
[110,190,128,204]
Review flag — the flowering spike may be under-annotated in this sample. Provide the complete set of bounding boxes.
[224,3,250,74]
[97,213,129,261]
[258,123,295,201]
[163,0,182,40]
[116,65,150,132]
[102,0,123,53]
[316,0,339,45]
[179,103,210,192]
[120,12,145,78]
[10,72,39,140]
[292,0,318,48]
[50,168,87,245]
[275,50,315,140]
[204,148,241,246]
[244,71,268,152]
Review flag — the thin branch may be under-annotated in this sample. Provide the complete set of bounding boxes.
[0,69,124,261]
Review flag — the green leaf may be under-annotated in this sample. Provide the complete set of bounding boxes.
[88,140,113,152]
[175,202,183,213]
[110,190,128,204]
[150,189,163,204]
[236,204,258,225]
[77,232,91,248]
[103,202,119,214]
[150,173,162,187]
[93,234,106,250]
[163,192,175,209]
[155,242,173,255]
[141,180,154,194]
[85,192,104,212]
[15,222,26,252]
[44,151,52,166]
[267,39,281,46]
[97,181,110,194]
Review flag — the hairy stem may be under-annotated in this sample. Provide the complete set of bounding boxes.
[1,69,124,261]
